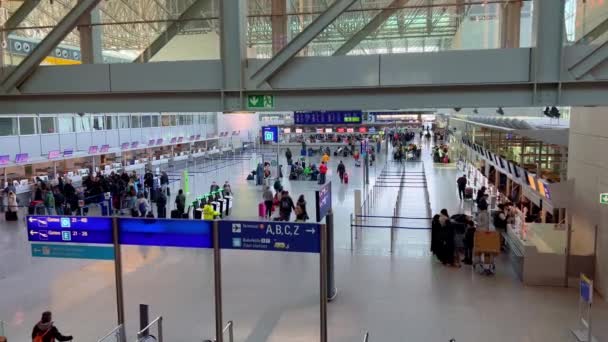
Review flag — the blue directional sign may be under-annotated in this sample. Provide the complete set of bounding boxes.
[315,181,332,222]
[262,126,279,143]
[219,220,321,253]
[27,216,113,244]
[31,243,115,260]
[119,218,213,248]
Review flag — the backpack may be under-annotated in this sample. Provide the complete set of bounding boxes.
[33,327,51,342]
[280,198,291,211]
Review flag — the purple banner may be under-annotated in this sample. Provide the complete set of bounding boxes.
[0,155,9,165]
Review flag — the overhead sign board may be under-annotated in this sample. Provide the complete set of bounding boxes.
[119,218,212,249]
[294,110,362,125]
[27,216,113,244]
[262,126,279,143]
[219,220,321,253]
[248,94,274,109]
[31,243,114,260]
[316,181,332,222]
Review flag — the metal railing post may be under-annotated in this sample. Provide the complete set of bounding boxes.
[350,213,354,250]
[158,316,163,342]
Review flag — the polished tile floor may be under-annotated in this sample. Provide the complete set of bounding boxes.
[0,139,607,342]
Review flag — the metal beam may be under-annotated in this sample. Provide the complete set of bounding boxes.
[2,0,41,30]
[0,0,102,93]
[333,0,411,56]
[531,0,565,84]
[250,0,358,86]
[134,0,212,63]
[568,41,608,79]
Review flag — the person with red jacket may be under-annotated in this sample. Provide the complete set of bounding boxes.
[319,161,328,184]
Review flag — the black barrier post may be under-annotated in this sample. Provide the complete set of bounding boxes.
[213,220,224,342]
[139,304,149,338]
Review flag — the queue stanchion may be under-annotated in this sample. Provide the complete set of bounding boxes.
[350,213,354,251]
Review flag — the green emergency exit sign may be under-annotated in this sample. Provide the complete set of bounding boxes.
[601,193,608,204]
[247,95,274,109]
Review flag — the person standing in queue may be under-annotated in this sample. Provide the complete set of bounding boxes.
[175,189,186,216]
[262,185,274,219]
[32,311,73,342]
[295,194,309,222]
[156,189,167,218]
[279,190,295,221]
[457,174,467,200]
[319,161,328,184]
[337,161,346,183]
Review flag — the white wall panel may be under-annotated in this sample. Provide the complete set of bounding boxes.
[91,131,107,146]
[118,129,131,144]
[19,136,40,157]
[0,137,20,155]
[75,132,92,151]
[40,135,60,154]
[59,133,76,151]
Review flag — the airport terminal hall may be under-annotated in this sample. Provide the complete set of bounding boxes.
[3,0,608,341]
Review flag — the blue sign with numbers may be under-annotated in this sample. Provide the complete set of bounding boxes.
[119,218,213,248]
[315,181,332,222]
[31,243,115,260]
[27,216,113,244]
[262,126,279,142]
[219,220,321,253]
[294,110,362,125]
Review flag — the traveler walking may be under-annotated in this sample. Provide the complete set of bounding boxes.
[262,185,274,219]
[279,190,295,221]
[337,161,346,183]
[31,311,73,342]
[457,174,467,200]
[295,194,309,222]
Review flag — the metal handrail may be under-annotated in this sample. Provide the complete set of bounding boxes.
[363,331,369,342]
[97,324,124,342]
[137,316,163,342]
[223,321,234,342]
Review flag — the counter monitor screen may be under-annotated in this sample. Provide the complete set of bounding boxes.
[189,135,195,141]
[543,182,552,200]
[15,153,28,163]
[337,128,346,133]
[48,150,60,159]
[121,143,129,150]
[170,138,177,144]
[347,128,354,133]
[513,165,521,178]
[498,158,505,169]
[148,139,155,146]
[283,128,291,134]
[295,128,303,133]
[316,128,324,133]
[88,146,98,154]
[131,142,139,148]
[195,134,201,140]
[487,151,493,160]
[0,155,9,165]
[156,139,163,145]
[177,137,184,143]
[527,173,537,191]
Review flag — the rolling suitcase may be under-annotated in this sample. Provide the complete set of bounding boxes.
[258,202,266,217]
[5,211,17,221]
[170,209,180,219]
[343,172,349,184]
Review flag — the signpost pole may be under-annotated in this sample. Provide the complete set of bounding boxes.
[326,211,337,301]
[213,220,224,342]
[112,217,126,342]
[320,224,328,342]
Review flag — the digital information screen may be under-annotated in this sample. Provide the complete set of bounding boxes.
[316,181,332,222]
[294,110,362,125]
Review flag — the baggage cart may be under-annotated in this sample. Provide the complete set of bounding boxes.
[473,230,501,275]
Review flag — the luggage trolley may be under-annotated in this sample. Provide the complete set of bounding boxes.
[473,230,501,275]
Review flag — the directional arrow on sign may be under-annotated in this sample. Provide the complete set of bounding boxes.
[306,228,316,234]
[30,230,38,236]
[249,97,259,106]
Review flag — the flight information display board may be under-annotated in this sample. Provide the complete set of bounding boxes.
[119,218,213,248]
[294,111,362,125]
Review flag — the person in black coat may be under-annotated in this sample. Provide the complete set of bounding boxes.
[31,311,73,342]
[430,214,441,256]
[337,161,346,183]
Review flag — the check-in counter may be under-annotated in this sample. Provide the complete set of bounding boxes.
[505,223,567,286]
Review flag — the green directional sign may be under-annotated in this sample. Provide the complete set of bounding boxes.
[31,243,114,260]
[600,193,608,204]
[247,95,274,109]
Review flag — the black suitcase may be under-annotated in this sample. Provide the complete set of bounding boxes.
[170,209,180,219]
[5,211,17,221]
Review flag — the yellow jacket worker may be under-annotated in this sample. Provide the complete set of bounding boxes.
[321,153,330,164]
[203,203,219,220]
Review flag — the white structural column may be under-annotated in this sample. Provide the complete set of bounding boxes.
[531,0,565,85]
[78,2,103,64]
[499,0,521,49]
[0,0,102,93]
[333,0,411,56]
[220,0,246,110]
[271,0,288,55]
[250,0,358,87]
[134,0,213,63]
